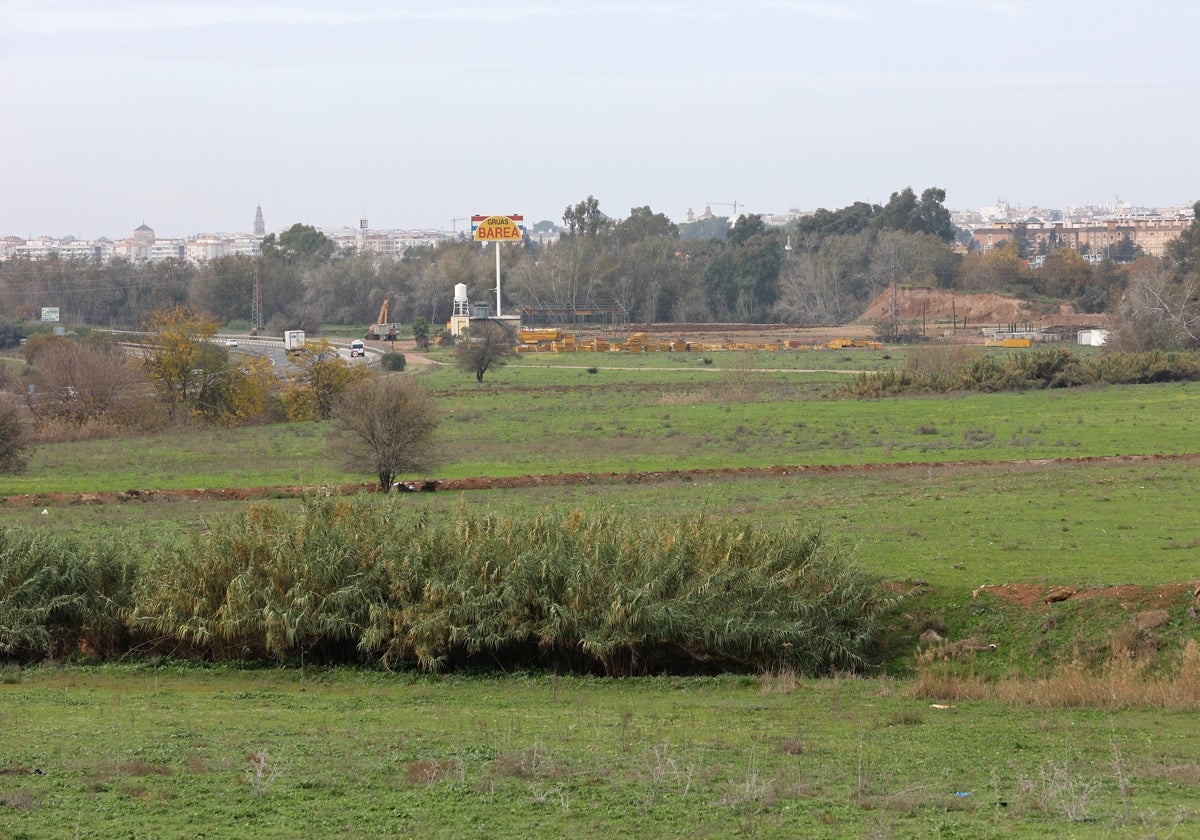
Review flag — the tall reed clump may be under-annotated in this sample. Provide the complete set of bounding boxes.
[133,498,898,675]
[0,527,134,661]
[361,507,898,676]
[131,498,390,661]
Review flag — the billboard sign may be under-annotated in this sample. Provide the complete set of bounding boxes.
[471,215,525,242]
[40,307,60,323]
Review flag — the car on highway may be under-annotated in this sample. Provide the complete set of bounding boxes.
[225,338,239,348]
[350,339,366,357]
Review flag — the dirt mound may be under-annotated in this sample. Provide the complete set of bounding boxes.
[860,288,1108,329]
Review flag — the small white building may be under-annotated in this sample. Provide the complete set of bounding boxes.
[1078,329,1109,347]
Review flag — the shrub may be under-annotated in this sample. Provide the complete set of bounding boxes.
[380,352,407,372]
[0,396,30,474]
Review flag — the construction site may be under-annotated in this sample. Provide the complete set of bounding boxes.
[515,328,883,353]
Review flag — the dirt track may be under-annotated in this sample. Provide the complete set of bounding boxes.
[7,452,1196,507]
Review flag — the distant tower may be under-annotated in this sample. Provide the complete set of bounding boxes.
[358,218,368,251]
[133,222,155,260]
[254,205,265,237]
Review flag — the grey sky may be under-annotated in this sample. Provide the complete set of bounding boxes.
[3,0,1198,238]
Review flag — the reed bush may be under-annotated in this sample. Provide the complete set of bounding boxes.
[362,507,897,676]
[132,498,389,661]
[133,498,897,674]
[0,528,133,660]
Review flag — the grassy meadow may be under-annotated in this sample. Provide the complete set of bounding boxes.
[4,344,1200,837]
[3,664,1200,839]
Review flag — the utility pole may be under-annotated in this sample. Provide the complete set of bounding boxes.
[890,239,899,342]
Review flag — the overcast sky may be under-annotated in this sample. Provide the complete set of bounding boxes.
[3,0,1198,238]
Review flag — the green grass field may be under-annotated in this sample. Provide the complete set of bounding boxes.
[4,347,1200,837]
[2,665,1197,839]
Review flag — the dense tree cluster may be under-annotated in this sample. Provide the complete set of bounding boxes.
[0,190,1189,338]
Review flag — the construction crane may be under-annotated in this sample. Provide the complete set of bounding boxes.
[707,200,742,216]
[450,217,468,233]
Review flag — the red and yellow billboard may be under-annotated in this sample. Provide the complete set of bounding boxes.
[471,214,524,242]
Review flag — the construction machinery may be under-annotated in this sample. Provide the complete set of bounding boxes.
[366,300,403,341]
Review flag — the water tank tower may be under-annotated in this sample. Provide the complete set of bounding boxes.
[450,283,471,336]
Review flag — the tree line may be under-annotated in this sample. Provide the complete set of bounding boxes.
[6,189,1194,339]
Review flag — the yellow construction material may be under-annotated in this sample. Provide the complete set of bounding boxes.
[519,328,562,345]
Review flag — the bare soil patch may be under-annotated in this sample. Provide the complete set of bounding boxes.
[976,582,1196,612]
[859,288,1109,331]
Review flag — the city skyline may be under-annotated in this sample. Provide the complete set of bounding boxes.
[6,194,1194,245]
[4,1,1199,239]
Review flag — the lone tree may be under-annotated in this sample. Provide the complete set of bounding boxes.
[288,339,370,420]
[0,395,29,475]
[455,321,515,382]
[328,375,439,492]
[411,316,431,350]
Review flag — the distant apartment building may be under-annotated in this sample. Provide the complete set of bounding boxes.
[322,223,461,255]
[1,212,460,265]
[970,214,1192,260]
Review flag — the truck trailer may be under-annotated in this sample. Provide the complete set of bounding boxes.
[283,330,306,355]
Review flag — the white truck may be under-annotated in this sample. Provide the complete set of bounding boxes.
[283,330,305,355]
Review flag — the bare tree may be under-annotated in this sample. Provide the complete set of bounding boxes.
[455,321,515,382]
[328,375,439,492]
[773,233,871,324]
[29,339,148,427]
[1108,267,1200,351]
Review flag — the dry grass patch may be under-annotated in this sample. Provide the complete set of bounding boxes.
[0,787,40,811]
[119,760,173,777]
[490,743,566,781]
[912,639,1200,710]
[404,758,461,786]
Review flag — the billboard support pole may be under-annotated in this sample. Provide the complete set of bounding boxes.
[471,214,523,319]
[495,241,502,316]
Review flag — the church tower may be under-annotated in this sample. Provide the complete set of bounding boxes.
[254,205,265,237]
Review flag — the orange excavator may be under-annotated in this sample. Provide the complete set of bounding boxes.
[366,300,402,341]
